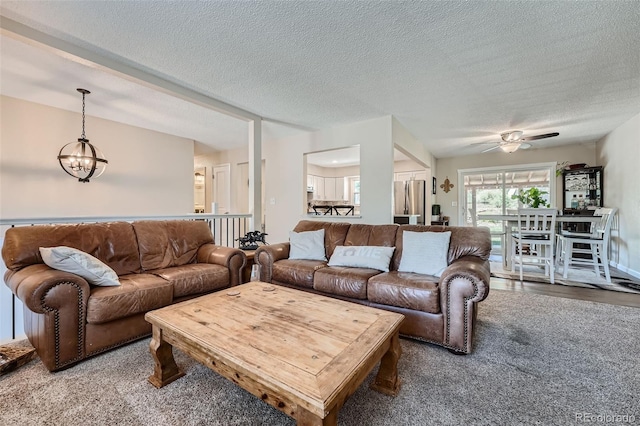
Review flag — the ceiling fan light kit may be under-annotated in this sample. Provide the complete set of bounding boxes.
[480,130,559,153]
[500,142,522,153]
[501,131,523,142]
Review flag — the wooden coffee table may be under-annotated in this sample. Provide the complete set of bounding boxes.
[145,281,404,425]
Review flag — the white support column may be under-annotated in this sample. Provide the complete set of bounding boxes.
[248,119,263,232]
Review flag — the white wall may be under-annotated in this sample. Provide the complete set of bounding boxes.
[596,113,640,277]
[393,159,427,173]
[392,117,436,216]
[392,116,434,169]
[195,116,436,242]
[1,96,194,218]
[264,116,394,242]
[0,95,195,343]
[435,143,598,225]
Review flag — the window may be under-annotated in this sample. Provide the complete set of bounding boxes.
[352,179,360,206]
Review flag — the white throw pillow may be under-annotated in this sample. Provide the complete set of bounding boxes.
[328,246,395,272]
[39,246,120,286]
[398,231,451,277]
[289,229,327,261]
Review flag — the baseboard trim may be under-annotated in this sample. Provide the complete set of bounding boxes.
[610,262,640,279]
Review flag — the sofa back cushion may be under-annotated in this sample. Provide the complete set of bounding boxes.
[344,224,398,247]
[293,221,351,259]
[133,220,214,271]
[2,222,141,275]
[391,225,491,271]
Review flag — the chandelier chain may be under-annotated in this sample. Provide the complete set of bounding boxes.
[81,91,86,139]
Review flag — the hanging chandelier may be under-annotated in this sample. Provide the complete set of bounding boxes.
[57,88,108,182]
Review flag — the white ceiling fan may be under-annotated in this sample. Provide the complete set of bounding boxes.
[480,130,560,153]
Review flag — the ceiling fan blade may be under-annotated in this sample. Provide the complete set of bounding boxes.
[470,141,499,146]
[521,132,559,141]
[481,145,501,153]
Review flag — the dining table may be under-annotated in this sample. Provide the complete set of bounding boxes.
[477,213,601,270]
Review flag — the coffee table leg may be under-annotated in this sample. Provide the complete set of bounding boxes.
[148,325,185,388]
[296,406,337,426]
[370,330,402,396]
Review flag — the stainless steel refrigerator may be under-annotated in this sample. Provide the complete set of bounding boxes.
[394,180,426,225]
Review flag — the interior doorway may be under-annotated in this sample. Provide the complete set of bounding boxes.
[212,164,230,214]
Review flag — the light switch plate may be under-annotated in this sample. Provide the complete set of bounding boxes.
[452,201,458,206]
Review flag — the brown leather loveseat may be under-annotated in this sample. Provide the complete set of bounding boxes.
[255,221,491,354]
[2,220,246,371]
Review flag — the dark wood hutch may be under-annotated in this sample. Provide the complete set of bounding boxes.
[561,165,603,232]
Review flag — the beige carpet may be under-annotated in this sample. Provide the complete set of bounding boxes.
[1,290,639,425]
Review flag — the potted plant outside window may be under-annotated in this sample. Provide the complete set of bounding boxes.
[511,188,550,208]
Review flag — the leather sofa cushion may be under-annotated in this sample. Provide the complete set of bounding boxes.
[133,220,214,271]
[153,263,229,298]
[293,221,351,259]
[2,222,141,276]
[273,259,327,288]
[86,273,173,324]
[368,271,440,314]
[344,224,398,247]
[313,266,381,299]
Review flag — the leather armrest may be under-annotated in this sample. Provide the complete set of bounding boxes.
[5,264,91,314]
[197,244,247,286]
[255,243,290,282]
[439,256,490,304]
[437,256,490,353]
[4,264,91,371]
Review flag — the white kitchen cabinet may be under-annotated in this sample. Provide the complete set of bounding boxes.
[324,177,336,199]
[335,177,345,200]
[309,175,347,201]
[313,175,325,199]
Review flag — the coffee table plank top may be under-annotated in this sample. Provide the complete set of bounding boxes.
[146,281,404,417]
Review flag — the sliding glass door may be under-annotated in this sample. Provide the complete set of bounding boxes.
[458,163,555,256]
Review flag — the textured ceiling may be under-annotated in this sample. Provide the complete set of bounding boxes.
[1,1,639,158]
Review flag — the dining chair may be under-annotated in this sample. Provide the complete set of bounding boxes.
[511,208,557,283]
[470,208,507,264]
[555,207,617,282]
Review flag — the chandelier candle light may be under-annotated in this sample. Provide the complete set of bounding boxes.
[57,88,108,182]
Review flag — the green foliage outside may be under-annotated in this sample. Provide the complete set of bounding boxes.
[511,187,550,208]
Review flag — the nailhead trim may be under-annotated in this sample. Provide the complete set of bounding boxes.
[40,281,85,369]
[403,334,469,353]
[86,332,151,357]
[445,274,478,353]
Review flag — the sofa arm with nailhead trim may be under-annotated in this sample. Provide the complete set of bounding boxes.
[5,264,90,371]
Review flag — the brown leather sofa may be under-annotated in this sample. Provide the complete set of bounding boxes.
[255,221,491,354]
[2,220,246,371]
